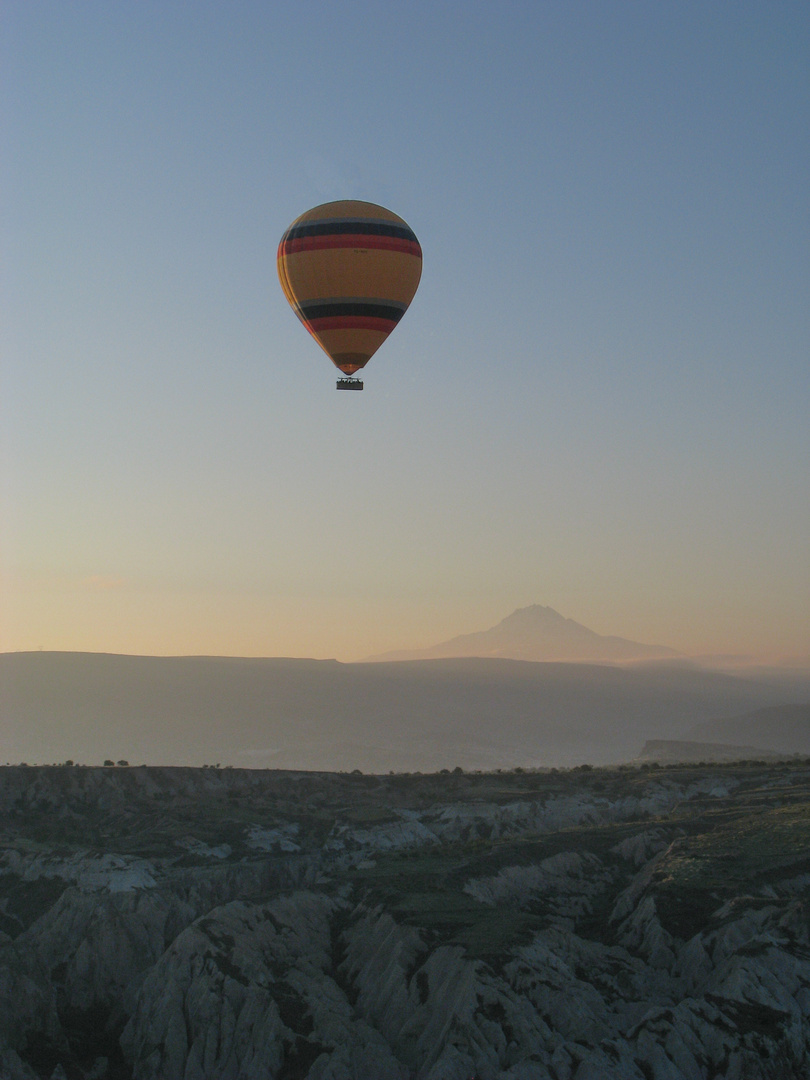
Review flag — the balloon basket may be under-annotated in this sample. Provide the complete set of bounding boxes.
[336,377,364,391]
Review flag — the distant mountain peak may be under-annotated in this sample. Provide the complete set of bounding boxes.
[367,606,680,664]
[500,604,566,625]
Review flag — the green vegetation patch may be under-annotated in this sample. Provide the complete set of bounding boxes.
[347,820,648,959]
[340,804,401,825]
[368,876,545,961]
[657,803,810,890]
[652,802,810,939]
[349,846,539,958]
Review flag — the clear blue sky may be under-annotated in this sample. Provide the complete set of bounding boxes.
[2,1,808,661]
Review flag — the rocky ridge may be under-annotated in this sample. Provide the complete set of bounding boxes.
[1,762,810,1078]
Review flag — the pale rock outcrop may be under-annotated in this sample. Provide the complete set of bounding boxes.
[324,778,734,859]
[341,909,425,1046]
[463,851,611,921]
[326,817,438,853]
[2,850,157,892]
[175,837,233,860]
[14,886,194,1013]
[613,893,677,969]
[611,827,670,866]
[0,1039,39,1080]
[121,895,328,1079]
[0,956,61,1063]
[246,823,301,852]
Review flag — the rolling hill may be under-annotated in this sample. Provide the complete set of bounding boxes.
[688,703,810,755]
[2,650,807,771]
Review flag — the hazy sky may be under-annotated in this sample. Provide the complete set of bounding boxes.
[2,1,808,662]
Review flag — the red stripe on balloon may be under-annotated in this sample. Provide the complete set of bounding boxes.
[280,235,421,257]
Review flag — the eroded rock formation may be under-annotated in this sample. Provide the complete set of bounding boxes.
[1,762,809,1078]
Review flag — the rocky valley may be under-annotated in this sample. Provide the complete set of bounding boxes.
[2,761,810,1078]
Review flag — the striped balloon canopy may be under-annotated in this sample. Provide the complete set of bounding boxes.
[277,200,422,380]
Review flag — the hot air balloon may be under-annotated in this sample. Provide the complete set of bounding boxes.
[277,200,422,390]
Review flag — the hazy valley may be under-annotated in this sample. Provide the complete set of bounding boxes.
[2,650,809,774]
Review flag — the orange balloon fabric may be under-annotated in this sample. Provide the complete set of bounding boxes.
[278,200,422,375]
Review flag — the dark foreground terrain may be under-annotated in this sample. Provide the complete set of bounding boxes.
[2,761,810,1078]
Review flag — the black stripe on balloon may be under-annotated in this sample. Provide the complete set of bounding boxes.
[298,301,407,321]
[285,221,417,243]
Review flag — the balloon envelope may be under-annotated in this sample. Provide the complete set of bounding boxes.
[277,200,422,375]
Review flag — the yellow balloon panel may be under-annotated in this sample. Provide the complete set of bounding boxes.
[279,248,421,306]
